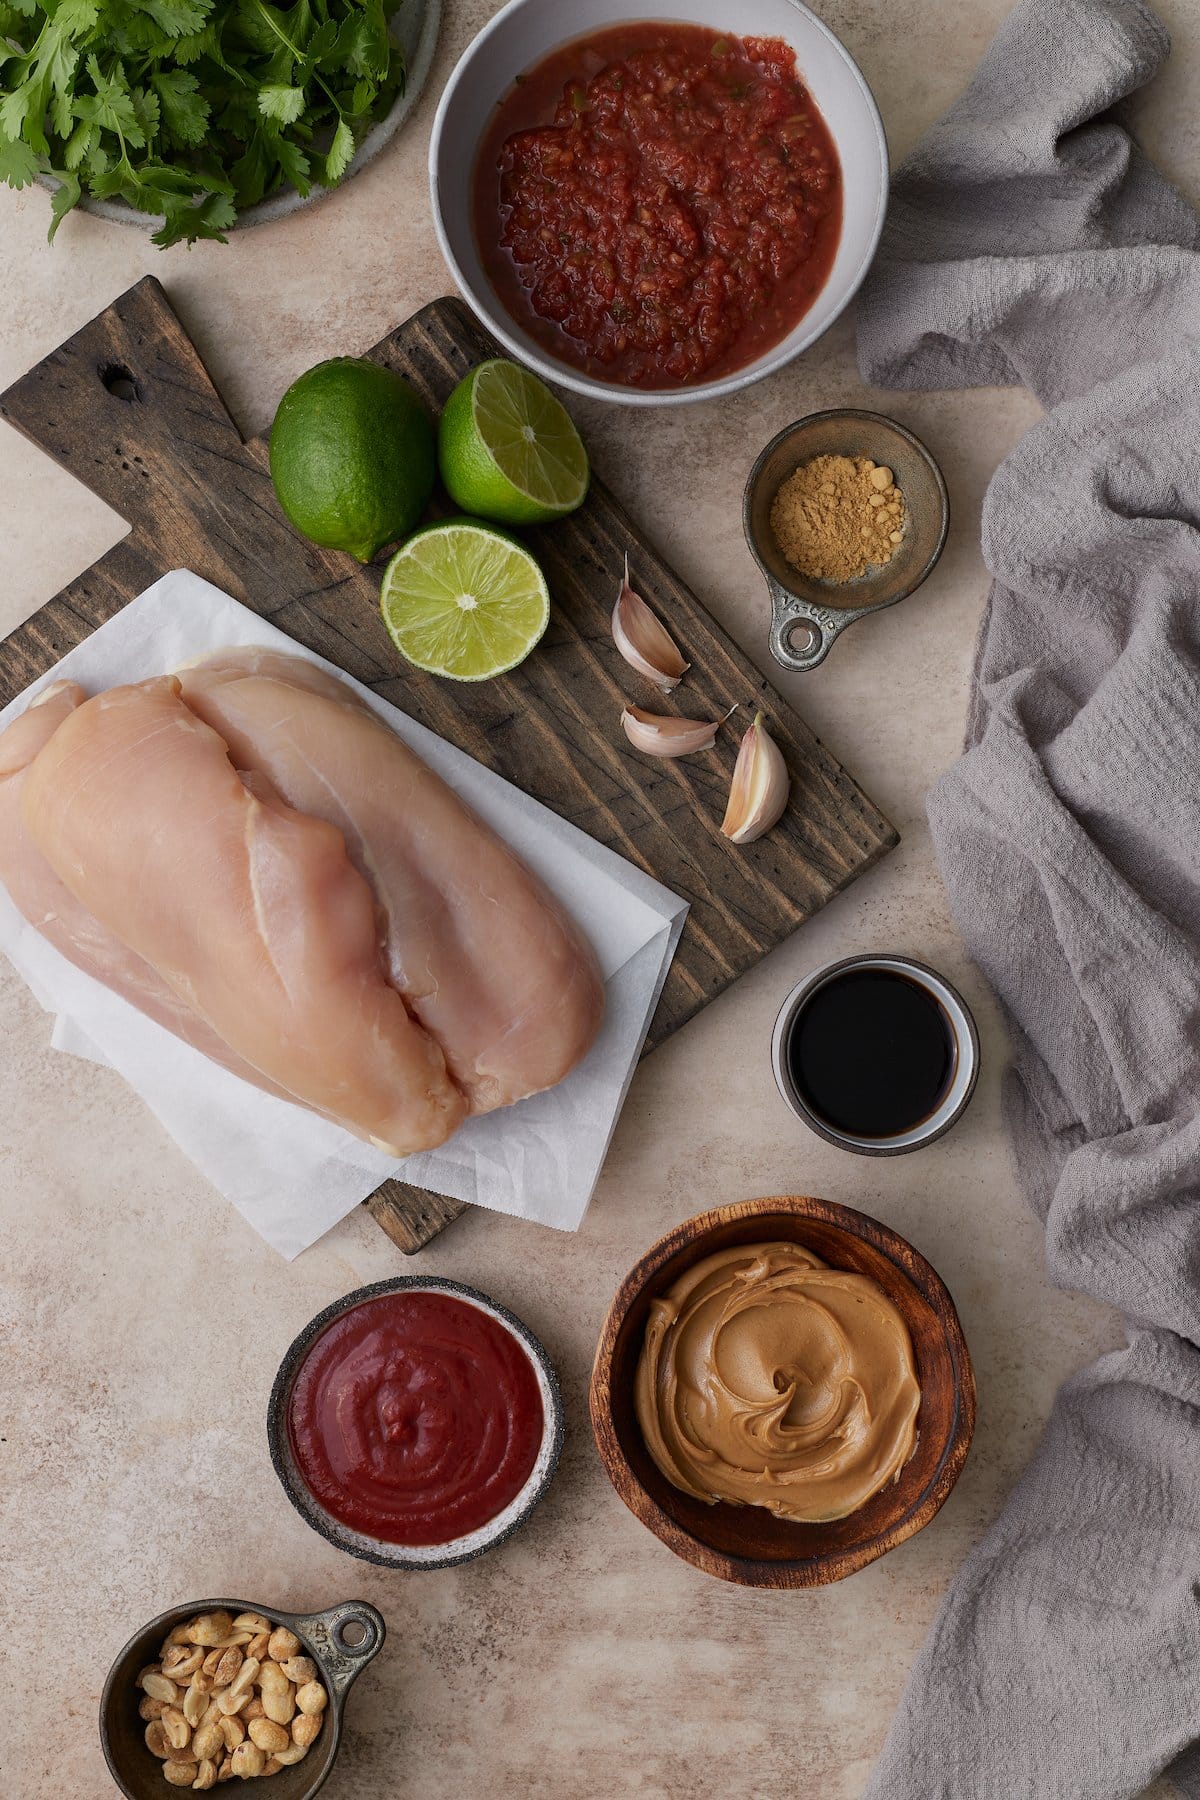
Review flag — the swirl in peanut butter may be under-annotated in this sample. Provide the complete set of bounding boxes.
[635,1242,920,1523]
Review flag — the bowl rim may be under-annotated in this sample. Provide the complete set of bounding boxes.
[267,1275,565,1571]
[770,952,980,1154]
[427,0,890,407]
[589,1193,976,1586]
[99,1593,385,1798]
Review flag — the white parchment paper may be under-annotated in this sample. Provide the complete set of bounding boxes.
[0,571,688,1256]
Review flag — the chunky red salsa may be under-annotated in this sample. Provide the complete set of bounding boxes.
[287,1291,544,1547]
[472,23,842,389]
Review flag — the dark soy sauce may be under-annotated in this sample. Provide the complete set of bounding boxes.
[788,969,956,1139]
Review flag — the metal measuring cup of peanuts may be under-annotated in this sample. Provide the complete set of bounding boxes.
[743,409,950,673]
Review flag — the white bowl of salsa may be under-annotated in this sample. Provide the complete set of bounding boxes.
[430,0,888,405]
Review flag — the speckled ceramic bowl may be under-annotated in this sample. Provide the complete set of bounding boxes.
[100,1595,384,1799]
[267,1277,565,1571]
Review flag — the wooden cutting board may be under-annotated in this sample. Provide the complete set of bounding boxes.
[0,278,897,1252]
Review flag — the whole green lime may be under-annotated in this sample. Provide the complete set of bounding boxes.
[269,358,436,563]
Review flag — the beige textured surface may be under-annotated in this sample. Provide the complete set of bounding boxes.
[1,1,1196,1796]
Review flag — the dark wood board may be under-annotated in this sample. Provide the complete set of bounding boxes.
[0,277,897,1253]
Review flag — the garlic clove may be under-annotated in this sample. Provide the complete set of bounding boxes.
[721,711,791,843]
[612,555,690,692]
[621,704,734,759]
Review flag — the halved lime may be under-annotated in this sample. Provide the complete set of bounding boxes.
[380,519,551,681]
[437,359,589,527]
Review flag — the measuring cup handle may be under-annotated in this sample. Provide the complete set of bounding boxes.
[289,1601,386,1702]
[766,580,841,672]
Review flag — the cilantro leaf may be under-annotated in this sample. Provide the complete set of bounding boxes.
[46,166,80,236]
[150,66,207,141]
[151,185,234,244]
[256,79,304,122]
[318,111,351,184]
[0,127,39,183]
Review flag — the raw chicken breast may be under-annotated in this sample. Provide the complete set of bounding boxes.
[0,681,302,1101]
[20,676,467,1156]
[176,649,606,1113]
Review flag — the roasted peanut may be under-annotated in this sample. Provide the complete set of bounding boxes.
[258,1662,287,1695]
[192,1761,218,1792]
[246,1633,270,1663]
[201,1649,225,1679]
[229,1656,260,1702]
[262,1760,282,1777]
[145,1721,171,1760]
[143,1672,180,1704]
[242,1697,266,1723]
[163,1764,196,1788]
[140,1696,167,1723]
[278,1656,316,1687]
[266,1628,299,1663]
[216,1686,249,1718]
[211,1647,243,1688]
[216,1755,234,1784]
[294,1681,327,1718]
[229,1742,266,1779]
[266,1743,308,1767]
[161,1707,192,1753]
[192,1721,224,1763]
[183,1681,209,1728]
[260,1683,294,1727]
[291,1712,321,1750]
[187,1612,235,1647]
[163,1645,205,1682]
[248,1719,289,1756]
[218,1714,246,1751]
[198,1699,223,1732]
[232,1613,272,1636]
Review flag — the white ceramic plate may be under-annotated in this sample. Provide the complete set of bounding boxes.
[429,0,889,407]
[37,0,440,233]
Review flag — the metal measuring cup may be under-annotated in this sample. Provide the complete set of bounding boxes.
[743,409,950,673]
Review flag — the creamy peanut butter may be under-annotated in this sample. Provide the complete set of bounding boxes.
[635,1241,921,1523]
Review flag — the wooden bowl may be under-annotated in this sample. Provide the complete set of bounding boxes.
[100,1597,384,1798]
[590,1196,974,1586]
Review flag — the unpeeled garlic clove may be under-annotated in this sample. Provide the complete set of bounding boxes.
[612,555,690,692]
[721,711,790,843]
[620,704,734,759]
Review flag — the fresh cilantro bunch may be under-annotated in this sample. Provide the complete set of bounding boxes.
[0,0,405,246]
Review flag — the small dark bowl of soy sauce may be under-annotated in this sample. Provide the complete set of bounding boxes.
[772,954,980,1155]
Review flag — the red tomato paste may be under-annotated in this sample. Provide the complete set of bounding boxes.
[472,23,842,389]
[287,1291,544,1546]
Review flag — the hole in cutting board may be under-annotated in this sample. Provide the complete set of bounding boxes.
[99,363,140,403]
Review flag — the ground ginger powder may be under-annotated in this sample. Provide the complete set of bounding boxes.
[769,454,907,583]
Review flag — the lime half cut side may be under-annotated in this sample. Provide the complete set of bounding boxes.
[438,359,590,526]
[380,519,551,681]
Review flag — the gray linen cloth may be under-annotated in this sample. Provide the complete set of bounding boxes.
[855,1,1200,1795]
